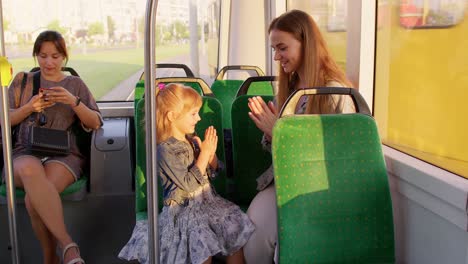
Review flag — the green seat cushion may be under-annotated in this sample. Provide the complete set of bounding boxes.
[272,114,395,263]
[0,176,88,198]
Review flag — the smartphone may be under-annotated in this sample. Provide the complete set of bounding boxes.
[39,88,51,101]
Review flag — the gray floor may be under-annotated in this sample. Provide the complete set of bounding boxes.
[1,194,138,263]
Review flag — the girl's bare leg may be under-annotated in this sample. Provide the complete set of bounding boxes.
[202,256,212,264]
[226,248,245,264]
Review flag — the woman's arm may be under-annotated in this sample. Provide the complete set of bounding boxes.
[8,73,50,126]
[71,101,102,130]
[9,95,44,126]
[46,85,102,130]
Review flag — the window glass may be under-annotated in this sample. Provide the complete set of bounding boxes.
[400,0,466,28]
[3,0,220,101]
[374,0,468,178]
[3,0,147,101]
[155,0,220,85]
[287,0,348,71]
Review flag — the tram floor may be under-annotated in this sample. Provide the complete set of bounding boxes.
[0,193,137,263]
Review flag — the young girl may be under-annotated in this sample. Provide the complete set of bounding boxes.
[120,83,254,264]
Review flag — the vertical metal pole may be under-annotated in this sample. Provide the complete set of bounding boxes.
[0,0,19,262]
[0,84,19,264]
[144,0,159,263]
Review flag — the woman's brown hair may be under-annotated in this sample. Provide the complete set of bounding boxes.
[32,30,69,64]
[269,9,352,114]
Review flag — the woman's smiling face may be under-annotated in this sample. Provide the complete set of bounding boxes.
[269,29,303,74]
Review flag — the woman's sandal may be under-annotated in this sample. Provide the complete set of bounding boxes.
[62,242,85,264]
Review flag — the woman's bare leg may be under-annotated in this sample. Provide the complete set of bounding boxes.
[24,195,59,264]
[14,156,80,263]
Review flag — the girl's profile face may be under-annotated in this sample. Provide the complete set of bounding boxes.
[269,29,302,74]
[37,41,65,78]
[171,106,201,140]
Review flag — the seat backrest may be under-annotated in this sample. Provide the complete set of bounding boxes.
[230,95,274,205]
[195,97,227,197]
[236,76,276,97]
[139,63,195,81]
[212,65,265,130]
[272,88,394,263]
[211,79,244,130]
[134,98,153,216]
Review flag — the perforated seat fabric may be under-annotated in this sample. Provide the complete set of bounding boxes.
[230,95,274,206]
[246,82,274,96]
[134,80,145,102]
[272,114,395,263]
[211,80,244,129]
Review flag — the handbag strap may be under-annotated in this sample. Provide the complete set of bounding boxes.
[29,71,42,126]
[14,72,28,108]
[32,71,41,96]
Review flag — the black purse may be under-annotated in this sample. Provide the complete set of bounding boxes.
[26,72,71,156]
[28,126,70,156]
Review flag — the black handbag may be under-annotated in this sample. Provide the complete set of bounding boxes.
[26,72,71,156]
[28,126,70,156]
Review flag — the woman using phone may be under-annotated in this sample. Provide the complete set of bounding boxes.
[7,30,102,264]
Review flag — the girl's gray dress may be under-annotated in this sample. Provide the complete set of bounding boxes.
[119,137,255,264]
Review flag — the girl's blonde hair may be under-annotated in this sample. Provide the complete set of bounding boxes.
[155,83,202,143]
[269,9,352,114]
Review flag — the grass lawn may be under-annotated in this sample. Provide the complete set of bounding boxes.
[9,44,189,100]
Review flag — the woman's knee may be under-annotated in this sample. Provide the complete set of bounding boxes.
[14,158,44,186]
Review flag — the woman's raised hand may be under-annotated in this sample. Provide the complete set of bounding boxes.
[44,86,76,107]
[28,93,55,113]
[248,96,278,139]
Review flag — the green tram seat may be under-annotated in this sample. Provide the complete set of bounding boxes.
[1,67,90,201]
[236,76,276,97]
[211,65,265,130]
[134,96,226,220]
[134,77,213,115]
[229,76,276,206]
[230,95,274,206]
[272,88,395,263]
[139,63,195,81]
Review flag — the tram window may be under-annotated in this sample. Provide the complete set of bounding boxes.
[374,0,468,178]
[399,0,467,28]
[156,0,221,84]
[2,0,148,102]
[287,0,348,72]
